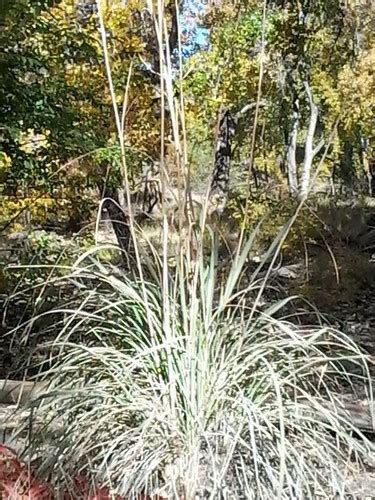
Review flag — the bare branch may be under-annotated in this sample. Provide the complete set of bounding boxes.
[313,137,325,156]
[236,100,266,119]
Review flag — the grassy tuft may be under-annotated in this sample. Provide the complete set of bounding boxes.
[15,233,371,500]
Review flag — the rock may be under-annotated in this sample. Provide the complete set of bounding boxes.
[276,264,303,279]
[0,379,48,404]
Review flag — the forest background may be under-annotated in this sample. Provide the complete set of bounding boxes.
[1,0,374,319]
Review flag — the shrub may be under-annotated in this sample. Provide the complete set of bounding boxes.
[226,194,327,259]
[298,245,375,310]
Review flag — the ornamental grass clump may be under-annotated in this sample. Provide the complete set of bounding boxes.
[16,234,371,500]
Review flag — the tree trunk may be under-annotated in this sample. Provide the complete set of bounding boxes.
[96,162,132,257]
[368,158,375,197]
[339,138,354,187]
[298,82,319,200]
[360,137,375,197]
[285,82,324,201]
[209,105,236,213]
[103,187,132,253]
[286,94,299,196]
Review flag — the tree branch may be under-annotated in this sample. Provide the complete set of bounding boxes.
[313,137,325,156]
[235,100,266,120]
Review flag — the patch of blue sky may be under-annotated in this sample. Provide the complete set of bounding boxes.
[180,0,209,57]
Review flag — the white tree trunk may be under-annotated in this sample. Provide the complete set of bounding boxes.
[286,95,299,196]
[298,81,319,200]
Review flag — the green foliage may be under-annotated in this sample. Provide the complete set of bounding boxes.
[1,0,105,197]
[0,0,162,231]
[185,8,280,116]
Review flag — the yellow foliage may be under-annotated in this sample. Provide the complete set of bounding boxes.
[18,129,50,155]
[338,44,375,137]
[0,152,12,171]
[0,194,79,233]
[312,69,341,118]
[227,195,326,258]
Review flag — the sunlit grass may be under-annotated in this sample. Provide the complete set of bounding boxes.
[13,231,371,500]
